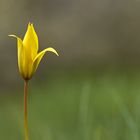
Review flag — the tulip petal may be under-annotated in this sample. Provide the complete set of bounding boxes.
[23,23,38,60]
[32,47,59,73]
[9,35,25,76]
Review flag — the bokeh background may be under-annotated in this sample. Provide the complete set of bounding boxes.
[0,0,140,140]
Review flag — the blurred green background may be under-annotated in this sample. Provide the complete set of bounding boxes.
[0,0,140,140]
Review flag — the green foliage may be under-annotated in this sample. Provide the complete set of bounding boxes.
[0,70,140,140]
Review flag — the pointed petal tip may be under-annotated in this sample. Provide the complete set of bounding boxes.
[27,22,32,29]
[28,22,34,27]
[27,22,35,31]
[8,35,18,38]
[31,24,34,29]
[30,23,35,32]
[8,35,23,43]
[56,51,59,56]
[8,34,14,37]
[47,47,59,56]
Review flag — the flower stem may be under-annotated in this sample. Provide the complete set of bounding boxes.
[24,80,29,140]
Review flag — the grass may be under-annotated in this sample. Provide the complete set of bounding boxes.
[0,69,140,140]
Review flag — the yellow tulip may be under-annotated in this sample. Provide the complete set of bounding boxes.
[9,23,58,80]
[9,23,59,140]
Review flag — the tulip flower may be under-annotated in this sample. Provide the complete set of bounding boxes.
[9,23,59,140]
[9,23,58,80]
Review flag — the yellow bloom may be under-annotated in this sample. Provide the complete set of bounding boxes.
[9,23,58,80]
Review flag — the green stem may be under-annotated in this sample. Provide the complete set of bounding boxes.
[24,80,29,140]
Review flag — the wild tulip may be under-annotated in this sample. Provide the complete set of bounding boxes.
[9,23,59,140]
